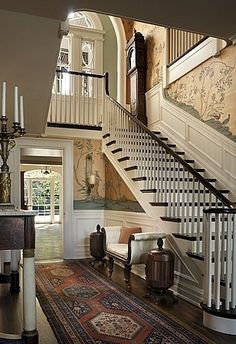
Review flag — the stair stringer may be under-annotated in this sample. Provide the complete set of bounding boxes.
[166,235,204,306]
[103,141,166,223]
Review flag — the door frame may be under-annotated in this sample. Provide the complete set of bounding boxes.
[11,137,74,259]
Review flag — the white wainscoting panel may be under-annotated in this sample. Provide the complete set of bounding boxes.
[223,150,236,179]
[188,126,222,167]
[146,87,160,125]
[161,108,186,140]
[104,210,159,233]
[72,210,104,259]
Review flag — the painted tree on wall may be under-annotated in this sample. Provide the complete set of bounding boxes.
[166,53,236,142]
[74,139,104,201]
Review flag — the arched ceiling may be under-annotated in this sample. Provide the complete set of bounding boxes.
[0,0,236,40]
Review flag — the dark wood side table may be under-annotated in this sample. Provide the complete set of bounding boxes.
[0,210,38,344]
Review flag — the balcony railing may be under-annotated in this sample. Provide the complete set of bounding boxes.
[167,28,206,65]
[48,69,105,128]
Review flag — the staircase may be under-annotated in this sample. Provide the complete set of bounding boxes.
[47,69,236,334]
[102,83,236,334]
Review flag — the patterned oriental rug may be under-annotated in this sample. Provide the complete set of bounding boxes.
[36,261,210,344]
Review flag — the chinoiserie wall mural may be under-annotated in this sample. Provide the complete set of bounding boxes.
[73,139,105,209]
[73,139,143,212]
[166,44,236,142]
[105,156,144,212]
[122,20,236,142]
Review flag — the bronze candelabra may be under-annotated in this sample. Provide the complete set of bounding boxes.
[0,82,26,207]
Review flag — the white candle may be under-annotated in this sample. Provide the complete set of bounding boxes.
[20,95,24,128]
[2,81,6,117]
[14,86,19,123]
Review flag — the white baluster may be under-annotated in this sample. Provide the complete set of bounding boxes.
[231,213,236,308]
[225,213,232,310]
[214,213,221,309]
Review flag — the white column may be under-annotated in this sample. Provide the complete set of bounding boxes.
[10,250,19,271]
[23,251,37,333]
[109,17,126,106]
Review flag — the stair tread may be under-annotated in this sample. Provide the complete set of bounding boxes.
[124,166,137,171]
[171,202,222,206]
[140,189,157,193]
[132,176,147,181]
[161,217,181,223]
[150,202,168,207]
[186,251,228,262]
[118,156,130,162]
[102,133,110,139]
[158,188,229,194]
[111,148,122,154]
[106,140,116,146]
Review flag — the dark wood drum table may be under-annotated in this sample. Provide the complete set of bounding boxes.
[0,210,38,344]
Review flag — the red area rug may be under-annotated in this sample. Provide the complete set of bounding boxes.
[36,261,209,344]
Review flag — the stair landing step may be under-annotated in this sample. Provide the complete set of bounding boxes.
[201,302,236,319]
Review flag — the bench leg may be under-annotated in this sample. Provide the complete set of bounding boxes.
[124,264,131,289]
[108,257,114,279]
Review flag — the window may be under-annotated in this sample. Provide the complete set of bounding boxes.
[24,170,62,223]
[54,11,103,96]
[68,11,94,28]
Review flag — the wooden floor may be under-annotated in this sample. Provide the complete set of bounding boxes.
[95,260,236,344]
[0,264,236,344]
[0,259,235,343]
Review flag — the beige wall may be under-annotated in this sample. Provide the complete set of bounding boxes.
[122,19,236,141]
[73,139,143,211]
[166,44,236,141]
[73,139,105,201]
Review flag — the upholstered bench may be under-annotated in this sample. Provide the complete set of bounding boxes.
[101,225,166,289]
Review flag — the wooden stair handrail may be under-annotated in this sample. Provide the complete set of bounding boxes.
[104,72,235,210]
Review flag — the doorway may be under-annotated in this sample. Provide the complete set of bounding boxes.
[20,148,63,262]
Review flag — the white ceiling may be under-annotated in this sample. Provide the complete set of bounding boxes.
[0,0,236,40]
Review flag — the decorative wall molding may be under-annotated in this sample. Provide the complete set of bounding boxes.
[146,83,236,199]
[163,37,227,87]
[72,209,104,259]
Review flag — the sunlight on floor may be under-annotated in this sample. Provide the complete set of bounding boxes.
[35,223,63,262]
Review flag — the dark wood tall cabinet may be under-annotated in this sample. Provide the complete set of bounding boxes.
[126,31,147,125]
